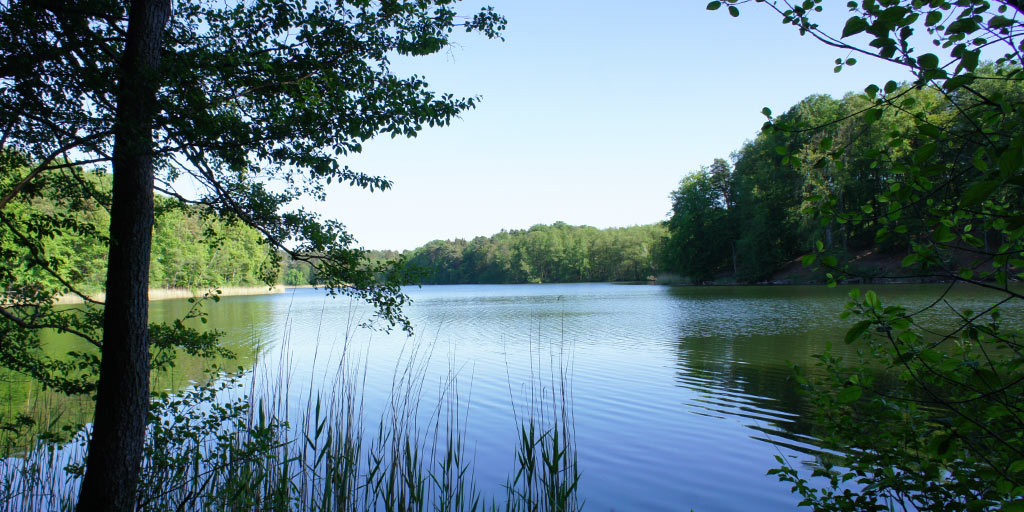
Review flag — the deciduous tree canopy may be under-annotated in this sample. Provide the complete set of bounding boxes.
[398,222,667,284]
[705,0,1024,509]
[1,0,504,508]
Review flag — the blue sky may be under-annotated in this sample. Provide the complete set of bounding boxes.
[312,1,916,251]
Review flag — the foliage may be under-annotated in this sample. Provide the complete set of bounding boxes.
[1,167,279,293]
[0,3,508,386]
[664,158,735,283]
[0,162,280,394]
[3,0,504,504]
[709,0,1024,509]
[661,86,979,282]
[1,0,507,348]
[401,222,667,284]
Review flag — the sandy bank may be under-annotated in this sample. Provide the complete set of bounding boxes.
[54,285,286,305]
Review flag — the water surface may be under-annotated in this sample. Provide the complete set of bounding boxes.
[16,282,1018,510]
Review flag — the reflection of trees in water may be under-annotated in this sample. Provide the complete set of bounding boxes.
[674,334,821,455]
[0,296,274,446]
[665,284,965,457]
[672,328,902,458]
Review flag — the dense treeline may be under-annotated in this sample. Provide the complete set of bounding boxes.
[663,69,1024,283]
[2,170,278,294]
[397,222,667,284]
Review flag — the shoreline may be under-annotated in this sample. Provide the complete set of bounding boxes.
[54,285,286,305]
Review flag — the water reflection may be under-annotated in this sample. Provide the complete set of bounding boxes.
[0,295,273,440]
[666,286,854,458]
[4,282,1018,510]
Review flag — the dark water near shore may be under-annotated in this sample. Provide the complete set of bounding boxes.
[11,282,1017,510]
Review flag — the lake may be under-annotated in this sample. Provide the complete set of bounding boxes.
[10,282,1014,510]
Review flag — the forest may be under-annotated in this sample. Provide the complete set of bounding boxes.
[660,66,1024,284]
[3,166,664,291]
[16,65,1024,293]
[387,66,1024,288]
[390,222,667,284]
[1,168,283,294]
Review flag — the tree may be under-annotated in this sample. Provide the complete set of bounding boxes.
[710,0,1024,509]
[0,0,504,508]
[665,160,735,283]
[402,222,667,284]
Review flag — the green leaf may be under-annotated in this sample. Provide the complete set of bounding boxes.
[1003,501,1024,512]
[842,16,869,38]
[802,253,817,266]
[845,320,871,344]
[865,290,880,309]
[962,233,983,247]
[898,330,918,343]
[728,5,739,17]
[920,349,942,364]
[925,11,942,26]
[918,124,942,138]
[943,73,976,91]
[901,253,919,267]
[959,49,979,72]
[960,180,1000,206]
[999,147,1022,173]
[706,1,722,10]
[837,385,862,403]
[934,224,957,243]
[914,143,937,165]
[989,16,1014,29]
[928,433,954,457]
[947,18,980,34]
[917,53,939,69]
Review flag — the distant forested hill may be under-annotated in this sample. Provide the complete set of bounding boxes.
[2,171,283,293]
[662,68,1024,284]
[387,222,668,284]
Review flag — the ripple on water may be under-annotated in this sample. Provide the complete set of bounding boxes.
[128,282,1022,511]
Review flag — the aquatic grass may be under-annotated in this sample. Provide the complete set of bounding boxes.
[0,305,582,511]
[502,326,582,512]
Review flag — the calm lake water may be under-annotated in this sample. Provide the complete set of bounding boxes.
[14,282,1017,510]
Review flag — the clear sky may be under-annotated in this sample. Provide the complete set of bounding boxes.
[310,1,916,251]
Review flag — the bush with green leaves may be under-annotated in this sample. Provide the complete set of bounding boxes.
[709,0,1024,510]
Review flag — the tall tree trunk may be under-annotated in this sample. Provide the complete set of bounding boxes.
[76,0,170,510]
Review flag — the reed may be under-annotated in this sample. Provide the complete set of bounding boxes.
[0,316,581,511]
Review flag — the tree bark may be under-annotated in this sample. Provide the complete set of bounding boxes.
[76,0,170,510]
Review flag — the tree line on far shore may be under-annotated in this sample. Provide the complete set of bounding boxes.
[20,67,1024,292]
[6,172,666,291]
[379,222,667,285]
[389,69,1024,287]
[661,68,1024,284]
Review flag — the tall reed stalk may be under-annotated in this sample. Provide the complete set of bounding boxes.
[0,313,581,511]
